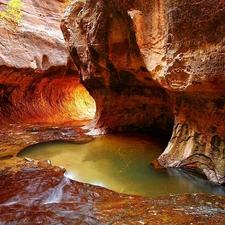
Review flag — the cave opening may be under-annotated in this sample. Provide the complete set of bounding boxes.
[34,77,97,126]
[62,81,97,124]
[0,76,97,159]
[0,76,97,126]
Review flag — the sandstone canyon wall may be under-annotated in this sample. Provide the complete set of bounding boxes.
[61,0,173,134]
[61,0,225,184]
[0,0,95,125]
[155,0,225,184]
[0,0,224,185]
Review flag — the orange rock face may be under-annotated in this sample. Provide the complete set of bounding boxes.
[0,0,225,222]
[0,0,225,185]
[61,0,225,184]
[0,0,96,125]
[153,0,225,184]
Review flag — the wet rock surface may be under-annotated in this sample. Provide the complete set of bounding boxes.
[0,123,94,159]
[0,0,225,223]
[1,159,225,224]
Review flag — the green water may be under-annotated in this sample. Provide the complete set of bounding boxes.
[18,133,225,198]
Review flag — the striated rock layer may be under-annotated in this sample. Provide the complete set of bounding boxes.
[0,0,95,125]
[0,0,224,186]
[154,0,225,184]
[61,0,225,184]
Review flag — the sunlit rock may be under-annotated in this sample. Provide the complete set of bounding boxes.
[0,0,96,125]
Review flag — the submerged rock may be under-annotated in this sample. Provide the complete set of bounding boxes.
[0,123,93,158]
[0,159,225,224]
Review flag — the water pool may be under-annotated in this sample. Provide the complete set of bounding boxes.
[18,133,225,198]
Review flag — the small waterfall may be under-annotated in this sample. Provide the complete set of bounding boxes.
[43,177,71,204]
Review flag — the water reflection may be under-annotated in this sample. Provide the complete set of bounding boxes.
[18,133,225,198]
[167,168,225,196]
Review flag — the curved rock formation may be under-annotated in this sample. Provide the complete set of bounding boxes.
[0,0,224,186]
[128,0,225,183]
[61,0,225,184]
[61,0,173,134]
[0,0,96,125]
[154,0,225,184]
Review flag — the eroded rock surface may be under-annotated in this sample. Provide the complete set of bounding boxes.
[0,0,95,125]
[153,0,225,184]
[61,0,225,184]
[0,123,94,158]
[61,0,173,135]
[129,0,225,184]
[1,159,225,224]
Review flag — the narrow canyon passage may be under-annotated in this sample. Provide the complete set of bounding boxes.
[1,0,225,223]
[0,72,96,124]
[0,73,97,159]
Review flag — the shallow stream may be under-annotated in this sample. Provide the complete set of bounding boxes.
[18,133,225,198]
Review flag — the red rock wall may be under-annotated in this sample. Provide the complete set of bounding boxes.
[0,0,225,184]
[61,0,225,184]
[0,0,95,124]
[61,0,173,134]
[133,0,225,184]
[156,0,225,184]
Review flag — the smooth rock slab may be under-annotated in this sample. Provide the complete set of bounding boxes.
[0,159,225,224]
